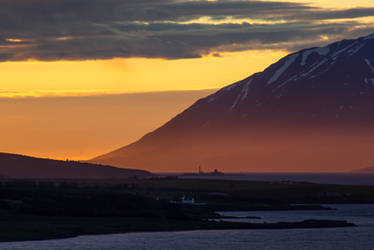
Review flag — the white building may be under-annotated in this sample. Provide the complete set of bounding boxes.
[181,195,195,204]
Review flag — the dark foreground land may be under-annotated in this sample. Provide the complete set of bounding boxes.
[0,215,353,242]
[0,178,368,242]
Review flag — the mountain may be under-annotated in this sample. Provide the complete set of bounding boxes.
[0,153,151,179]
[91,32,374,173]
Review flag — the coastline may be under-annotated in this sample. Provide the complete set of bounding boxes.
[0,178,370,243]
[0,216,355,243]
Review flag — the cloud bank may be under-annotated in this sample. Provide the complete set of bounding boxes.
[0,0,374,60]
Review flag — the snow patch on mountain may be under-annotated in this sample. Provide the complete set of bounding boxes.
[301,47,330,66]
[364,33,374,40]
[365,59,374,73]
[224,82,239,91]
[332,41,359,59]
[267,54,298,85]
[210,32,374,112]
[347,42,366,56]
[300,58,329,79]
[231,93,242,110]
[241,78,254,101]
[230,78,254,109]
[208,96,216,103]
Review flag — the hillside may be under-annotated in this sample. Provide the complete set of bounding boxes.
[0,153,151,179]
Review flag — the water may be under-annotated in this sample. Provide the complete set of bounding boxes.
[178,173,374,185]
[1,204,374,250]
[219,204,374,225]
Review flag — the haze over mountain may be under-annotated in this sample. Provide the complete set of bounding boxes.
[0,153,150,179]
[92,32,374,173]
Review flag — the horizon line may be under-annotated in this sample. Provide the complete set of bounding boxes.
[0,88,218,100]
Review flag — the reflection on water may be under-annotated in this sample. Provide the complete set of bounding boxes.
[1,205,374,250]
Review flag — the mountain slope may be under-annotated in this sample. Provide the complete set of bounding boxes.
[0,153,151,179]
[92,32,374,172]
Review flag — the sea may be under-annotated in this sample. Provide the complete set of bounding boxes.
[177,173,374,186]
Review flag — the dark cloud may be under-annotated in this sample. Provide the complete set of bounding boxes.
[0,0,373,61]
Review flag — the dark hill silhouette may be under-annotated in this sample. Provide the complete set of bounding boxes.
[0,153,151,179]
[91,32,374,173]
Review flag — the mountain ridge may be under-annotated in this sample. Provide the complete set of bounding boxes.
[91,32,374,173]
[0,152,151,179]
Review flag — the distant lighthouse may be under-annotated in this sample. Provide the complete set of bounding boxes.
[198,165,203,174]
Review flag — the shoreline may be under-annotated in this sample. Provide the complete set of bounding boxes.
[0,216,355,243]
[0,178,369,243]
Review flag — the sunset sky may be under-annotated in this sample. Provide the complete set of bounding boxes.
[1,0,374,160]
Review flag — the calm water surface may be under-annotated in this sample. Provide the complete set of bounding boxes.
[1,204,374,250]
[178,173,374,185]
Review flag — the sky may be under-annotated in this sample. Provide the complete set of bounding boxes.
[0,90,214,160]
[1,0,374,159]
[1,0,374,96]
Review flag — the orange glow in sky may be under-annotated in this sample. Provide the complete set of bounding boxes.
[0,0,373,97]
[0,50,287,97]
[1,0,374,161]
